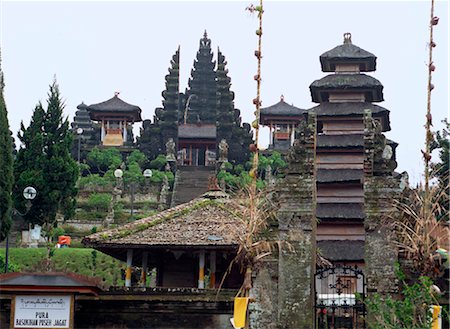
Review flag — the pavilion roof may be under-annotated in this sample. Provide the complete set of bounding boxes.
[178,124,217,139]
[260,97,305,124]
[86,95,142,122]
[83,191,245,252]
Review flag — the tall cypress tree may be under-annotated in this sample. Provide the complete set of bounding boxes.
[14,80,78,228]
[0,53,14,242]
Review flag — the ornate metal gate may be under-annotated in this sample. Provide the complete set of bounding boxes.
[314,265,366,329]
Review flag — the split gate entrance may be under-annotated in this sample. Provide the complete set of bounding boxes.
[314,265,366,329]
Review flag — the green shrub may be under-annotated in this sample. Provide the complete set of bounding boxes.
[87,193,112,212]
[78,174,113,189]
[149,155,167,170]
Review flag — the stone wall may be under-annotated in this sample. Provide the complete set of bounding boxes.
[363,110,400,296]
[249,114,318,329]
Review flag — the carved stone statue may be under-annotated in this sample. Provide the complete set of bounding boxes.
[166,138,176,162]
[218,139,228,162]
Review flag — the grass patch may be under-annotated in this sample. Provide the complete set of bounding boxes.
[0,248,125,287]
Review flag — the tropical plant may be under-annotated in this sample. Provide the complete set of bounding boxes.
[218,186,280,296]
[364,265,436,329]
[392,184,449,278]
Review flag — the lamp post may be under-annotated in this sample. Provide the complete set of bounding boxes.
[5,186,37,273]
[142,169,153,191]
[114,168,148,219]
[76,128,83,163]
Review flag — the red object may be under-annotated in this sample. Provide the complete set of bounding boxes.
[249,144,257,152]
[58,236,71,245]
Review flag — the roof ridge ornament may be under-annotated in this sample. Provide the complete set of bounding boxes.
[114,91,120,97]
[280,94,285,102]
[343,32,352,44]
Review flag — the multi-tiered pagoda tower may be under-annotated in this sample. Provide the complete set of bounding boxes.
[309,33,396,266]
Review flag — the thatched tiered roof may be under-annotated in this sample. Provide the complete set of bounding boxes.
[310,74,384,103]
[320,42,377,72]
[317,134,364,148]
[309,102,391,131]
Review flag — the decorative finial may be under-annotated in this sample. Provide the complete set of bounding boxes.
[280,94,285,102]
[114,91,120,97]
[204,30,208,38]
[343,32,352,44]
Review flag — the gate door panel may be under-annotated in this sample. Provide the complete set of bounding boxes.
[315,265,366,329]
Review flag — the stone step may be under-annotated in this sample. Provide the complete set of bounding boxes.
[170,166,216,207]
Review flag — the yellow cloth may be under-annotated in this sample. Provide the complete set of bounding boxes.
[431,305,442,329]
[233,297,249,328]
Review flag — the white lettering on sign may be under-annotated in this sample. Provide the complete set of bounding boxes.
[14,296,71,328]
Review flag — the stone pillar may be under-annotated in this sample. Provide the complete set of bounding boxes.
[363,110,399,298]
[198,250,205,289]
[209,251,216,288]
[140,251,148,287]
[277,113,317,329]
[125,249,133,288]
[101,120,105,141]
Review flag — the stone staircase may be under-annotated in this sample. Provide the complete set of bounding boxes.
[170,166,216,207]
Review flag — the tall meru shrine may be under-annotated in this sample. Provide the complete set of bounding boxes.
[48,31,410,328]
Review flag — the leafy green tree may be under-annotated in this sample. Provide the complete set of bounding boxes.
[86,147,122,175]
[14,80,79,228]
[126,150,147,168]
[0,54,14,242]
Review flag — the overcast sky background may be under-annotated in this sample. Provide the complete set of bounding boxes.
[1,0,449,184]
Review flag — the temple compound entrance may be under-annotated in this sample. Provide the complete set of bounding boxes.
[177,124,216,166]
[314,266,366,329]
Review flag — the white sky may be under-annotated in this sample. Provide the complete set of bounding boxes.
[1,0,449,184]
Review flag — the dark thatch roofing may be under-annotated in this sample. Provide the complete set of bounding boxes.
[320,43,377,72]
[87,95,142,121]
[83,191,243,252]
[260,98,306,124]
[317,203,365,220]
[309,102,391,132]
[318,240,364,261]
[309,74,384,103]
[317,134,364,148]
[178,124,217,139]
[317,169,363,183]
[77,102,88,110]
[0,272,103,294]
